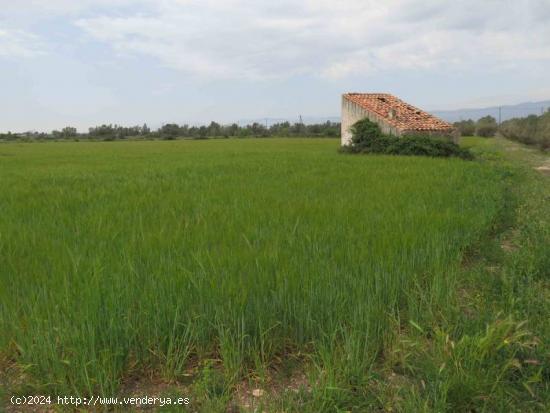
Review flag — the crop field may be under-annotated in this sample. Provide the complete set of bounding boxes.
[0,138,548,411]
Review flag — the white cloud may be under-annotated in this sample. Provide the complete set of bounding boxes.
[0,0,142,16]
[0,28,45,58]
[68,0,550,80]
[2,0,550,79]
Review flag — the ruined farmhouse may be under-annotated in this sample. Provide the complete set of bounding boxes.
[341,93,457,146]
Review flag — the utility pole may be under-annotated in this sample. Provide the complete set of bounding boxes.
[498,106,501,125]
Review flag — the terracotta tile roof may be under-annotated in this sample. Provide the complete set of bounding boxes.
[343,93,453,132]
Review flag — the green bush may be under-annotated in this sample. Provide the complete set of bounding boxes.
[475,116,498,137]
[350,117,383,142]
[343,118,473,159]
[454,119,476,136]
[389,135,473,159]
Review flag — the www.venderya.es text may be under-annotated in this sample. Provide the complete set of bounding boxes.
[11,395,190,408]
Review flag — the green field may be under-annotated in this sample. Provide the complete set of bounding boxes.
[1,138,548,411]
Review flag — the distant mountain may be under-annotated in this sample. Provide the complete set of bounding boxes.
[430,100,550,123]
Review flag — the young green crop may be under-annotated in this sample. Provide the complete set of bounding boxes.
[0,139,507,403]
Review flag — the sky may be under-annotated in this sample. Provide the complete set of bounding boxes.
[1,0,550,132]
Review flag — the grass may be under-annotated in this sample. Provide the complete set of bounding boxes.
[0,138,548,411]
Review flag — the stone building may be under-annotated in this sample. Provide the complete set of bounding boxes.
[341,93,457,146]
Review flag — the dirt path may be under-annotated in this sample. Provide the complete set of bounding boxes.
[497,137,550,176]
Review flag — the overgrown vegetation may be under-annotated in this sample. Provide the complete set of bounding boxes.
[499,110,550,150]
[454,111,550,152]
[0,120,340,142]
[1,138,548,411]
[342,118,472,159]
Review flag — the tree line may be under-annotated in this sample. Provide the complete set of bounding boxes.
[0,121,340,141]
[499,111,550,150]
[453,110,550,150]
[453,116,499,138]
[3,113,549,151]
